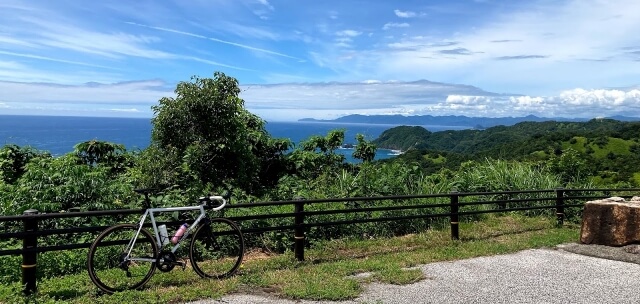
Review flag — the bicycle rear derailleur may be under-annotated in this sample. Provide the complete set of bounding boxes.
[156,251,185,272]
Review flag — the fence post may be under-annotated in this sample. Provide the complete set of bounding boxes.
[22,209,39,295]
[450,191,459,240]
[293,197,306,261]
[555,188,565,227]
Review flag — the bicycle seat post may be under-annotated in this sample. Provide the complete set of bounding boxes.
[143,193,151,209]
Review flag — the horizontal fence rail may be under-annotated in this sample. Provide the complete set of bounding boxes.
[1,187,639,294]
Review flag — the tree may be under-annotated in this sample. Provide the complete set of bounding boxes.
[73,140,133,175]
[546,148,589,184]
[148,72,290,193]
[3,154,129,213]
[0,145,49,184]
[287,129,347,179]
[352,134,377,163]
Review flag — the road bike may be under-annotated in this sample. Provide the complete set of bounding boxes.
[87,189,245,294]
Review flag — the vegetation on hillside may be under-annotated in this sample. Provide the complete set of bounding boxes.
[375,119,640,186]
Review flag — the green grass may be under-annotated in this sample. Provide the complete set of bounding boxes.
[564,136,589,153]
[423,154,446,164]
[0,214,580,303]
[563,136,633,158]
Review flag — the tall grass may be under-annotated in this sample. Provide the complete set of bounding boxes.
[0,158,596,285]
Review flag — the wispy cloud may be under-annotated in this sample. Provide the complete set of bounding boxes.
[383,22,410,30]
[7,16,172,60]
[439,48,479,55]
[0,80,172,105]
[394,9,417,18]
[0,50,116,69]
[256,0,274,10]
[2,79,640,121]
[183,56,256,71]
[336,30,362,37]
[245,85,640,120]
[126,22,305,61]
[495,55,548,60]
[108,108,141,113]
[252,2,274,19]
[490,39,521,43]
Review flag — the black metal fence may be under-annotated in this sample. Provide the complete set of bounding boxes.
[1,187,638,294]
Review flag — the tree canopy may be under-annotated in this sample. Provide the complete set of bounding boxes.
[148,72,290,193]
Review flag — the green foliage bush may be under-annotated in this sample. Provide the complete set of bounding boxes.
[1,155,133,214]
[149,72,290,194]
[0,145,49,184]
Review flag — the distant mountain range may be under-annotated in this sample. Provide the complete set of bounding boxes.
[299,114,640,129]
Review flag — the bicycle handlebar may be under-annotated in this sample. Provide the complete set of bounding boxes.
[199,195,227,211]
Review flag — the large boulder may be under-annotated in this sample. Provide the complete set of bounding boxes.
[580,196,640,246]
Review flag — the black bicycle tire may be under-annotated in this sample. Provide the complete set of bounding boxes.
[189,218,245,279]
[87,223,158,294]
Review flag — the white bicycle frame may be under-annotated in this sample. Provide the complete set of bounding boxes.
[124,196,227,264]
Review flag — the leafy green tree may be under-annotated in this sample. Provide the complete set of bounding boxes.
[546,148,590,184]
[2,155,131,214]
[0,145,48,184]
[287,129,346,179]
[352,134,377,163]
[73,140,133,175]
[148,72,290,193]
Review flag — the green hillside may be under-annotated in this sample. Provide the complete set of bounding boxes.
[374,119,640,156]
[375,119,640,185]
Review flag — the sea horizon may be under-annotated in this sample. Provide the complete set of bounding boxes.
[1,114,470,162]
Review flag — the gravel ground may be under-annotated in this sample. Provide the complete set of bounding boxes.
[189,245,640,304]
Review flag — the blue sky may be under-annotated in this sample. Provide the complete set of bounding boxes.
[1,0,640,121]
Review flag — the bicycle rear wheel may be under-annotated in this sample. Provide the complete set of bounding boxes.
[87,224,158,294]
[190,218,244,279]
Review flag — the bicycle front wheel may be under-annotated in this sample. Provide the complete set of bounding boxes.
[87,224,158,294]
[190,218,244,279]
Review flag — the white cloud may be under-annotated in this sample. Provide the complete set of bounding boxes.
[2,79,640,121]
[336,30,362,37]
[0,80,172,105]
[394,9,416,18]
[383,22,410,30]
[256,0,273,10]
[241,84,640,120]
[558,88,640,106]
[127,22,304,61]
[308,0,640,94]
[509,96,545,107]
[11,17,172,60]
[0,50,114,69]
[108,108,141,113]
[446,95,492,105]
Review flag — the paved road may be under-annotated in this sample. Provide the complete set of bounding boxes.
[190,248,640,304]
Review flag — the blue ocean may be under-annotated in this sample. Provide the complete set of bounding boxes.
[0,115,467,162]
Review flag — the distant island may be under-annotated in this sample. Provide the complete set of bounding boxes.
[300,114,640,129]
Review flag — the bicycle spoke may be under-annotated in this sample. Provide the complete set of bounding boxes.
[190,218,244,279]
[87,224,158,294]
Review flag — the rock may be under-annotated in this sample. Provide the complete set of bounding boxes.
[580,197,640,246]
[624,245,640,254]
